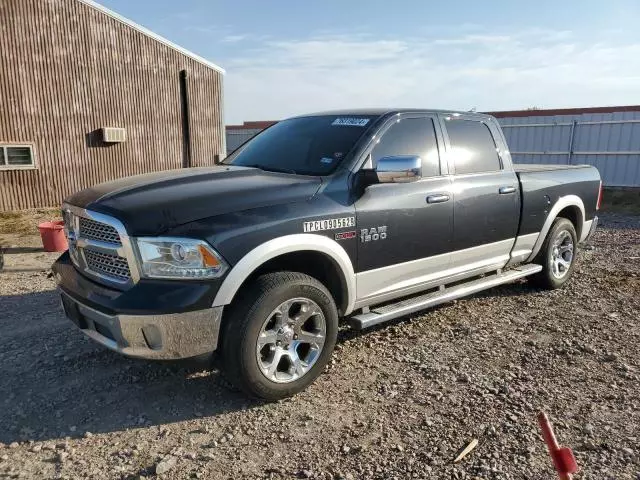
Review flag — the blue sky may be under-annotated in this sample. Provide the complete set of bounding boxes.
[99,0,640,123]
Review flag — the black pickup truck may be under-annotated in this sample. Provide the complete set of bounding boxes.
[53,109,601,399]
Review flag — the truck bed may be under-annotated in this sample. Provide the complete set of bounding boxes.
[515,163,600,239]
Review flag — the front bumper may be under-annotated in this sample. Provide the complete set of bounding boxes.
[60,290,223,359]
[53,252,225,360]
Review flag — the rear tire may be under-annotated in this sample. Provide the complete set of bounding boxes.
[220,272,338,400]
[530,217,578,289]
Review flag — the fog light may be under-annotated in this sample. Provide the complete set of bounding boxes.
[142,325,163,350]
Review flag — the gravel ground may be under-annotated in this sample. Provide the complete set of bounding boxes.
[1,214,639,480]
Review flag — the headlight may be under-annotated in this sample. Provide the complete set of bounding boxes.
[135,237,228,279]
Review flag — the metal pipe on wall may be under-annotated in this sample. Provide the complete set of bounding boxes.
[179,69,192,169]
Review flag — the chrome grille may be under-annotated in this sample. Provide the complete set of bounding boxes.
[63,205,136,287]
[83,250,131,282]
[79,217,121,245]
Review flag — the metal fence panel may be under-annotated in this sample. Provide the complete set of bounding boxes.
[223,112,640,187]
[226,128,264,154]
[499,111,640,187]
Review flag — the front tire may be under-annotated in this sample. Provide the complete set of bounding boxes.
[531,217,578,289]
[220,272,338,400]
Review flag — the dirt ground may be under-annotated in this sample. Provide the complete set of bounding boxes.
[0,208,61,236]
[1,214,639,480]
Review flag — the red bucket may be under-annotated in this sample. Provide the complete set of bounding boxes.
[38,221,68,252]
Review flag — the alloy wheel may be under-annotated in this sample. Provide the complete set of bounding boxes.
[255,297,327,384]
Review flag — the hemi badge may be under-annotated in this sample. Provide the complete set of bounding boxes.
[335,231,357,241]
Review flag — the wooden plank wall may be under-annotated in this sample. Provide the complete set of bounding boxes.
[0,0,224,210]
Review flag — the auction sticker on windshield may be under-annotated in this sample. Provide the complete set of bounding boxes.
[331,118,370,127]
[303,217,356,232]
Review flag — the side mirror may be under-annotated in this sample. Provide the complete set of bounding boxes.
[376,155,422,183]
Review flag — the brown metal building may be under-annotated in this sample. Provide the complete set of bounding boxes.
[0,0,225,211]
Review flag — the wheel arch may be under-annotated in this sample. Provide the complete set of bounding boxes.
[212,234,356,316]
[526,195,585,262]
[556,205,583,240]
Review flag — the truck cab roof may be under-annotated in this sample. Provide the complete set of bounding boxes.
[291,108,494,121]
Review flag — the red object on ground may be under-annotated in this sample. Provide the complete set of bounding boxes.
[538,412,578,480]
[38,221,68,252]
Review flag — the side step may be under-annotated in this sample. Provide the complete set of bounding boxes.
[348,264,542,330]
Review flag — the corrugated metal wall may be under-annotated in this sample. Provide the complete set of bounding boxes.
[498,111,640,187]
[226,128,264,154]
[0,0,224,210]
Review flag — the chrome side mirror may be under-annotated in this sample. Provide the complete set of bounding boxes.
[375,155,422,183]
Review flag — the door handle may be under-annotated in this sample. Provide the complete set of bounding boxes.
[427,194,450,204]
[499,186,516,195]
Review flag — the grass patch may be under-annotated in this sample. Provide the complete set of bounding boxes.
[0,208,62,235]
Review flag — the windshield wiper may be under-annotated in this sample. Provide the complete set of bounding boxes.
[244,164,298,175]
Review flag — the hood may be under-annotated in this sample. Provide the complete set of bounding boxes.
[66,166,322,235]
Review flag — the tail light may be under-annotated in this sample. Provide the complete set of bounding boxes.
[596,181,603,211]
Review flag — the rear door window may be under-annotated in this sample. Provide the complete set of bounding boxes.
[446,119,501,174]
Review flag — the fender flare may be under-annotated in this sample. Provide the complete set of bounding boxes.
[526,194,585,262]
[212,234,357,315]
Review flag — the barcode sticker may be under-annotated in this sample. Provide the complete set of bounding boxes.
[331,118,370,127]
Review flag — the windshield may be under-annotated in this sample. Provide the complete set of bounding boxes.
[223,115,378,175]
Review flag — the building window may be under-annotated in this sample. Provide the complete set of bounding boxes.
[0,145,36,170]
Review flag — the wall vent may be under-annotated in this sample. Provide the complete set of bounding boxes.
[101,127,127,143]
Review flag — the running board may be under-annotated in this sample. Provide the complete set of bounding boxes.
[349,264,542,330]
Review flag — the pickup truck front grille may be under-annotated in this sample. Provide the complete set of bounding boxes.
[63,206,137,288]
[79,217,121,245]
[83,250,132,282]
